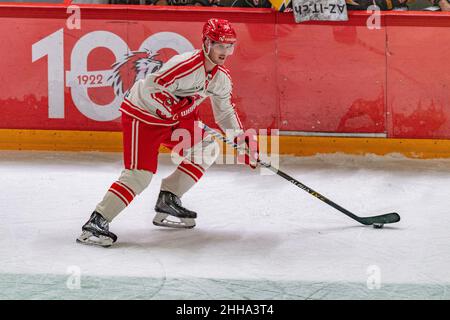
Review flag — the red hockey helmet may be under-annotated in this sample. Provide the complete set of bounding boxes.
[202,18,237,44]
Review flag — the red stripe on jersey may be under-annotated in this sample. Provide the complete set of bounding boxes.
[209,65,219,79]
[236,114,244,130]
[154,52,198,84]
[154,52,201,86]
[123,99,161,118]
[233,103,244,130]
[164,61,203,88]
[130,119,137,170]
[162,90,178,103]
[218,66,232,83]
[150,93,171,113]
[151,93,164,106]
[120,100,178,127]
[155,53,203,88]
[152,92,180,113]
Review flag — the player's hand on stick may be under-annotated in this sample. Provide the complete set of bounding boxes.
[157,94,202,120]
[234,132,259,169]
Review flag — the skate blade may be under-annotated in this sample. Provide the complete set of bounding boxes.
[76,231,114,248]
[153,212,196,229]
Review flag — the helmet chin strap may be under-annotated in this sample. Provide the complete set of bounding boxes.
[202,43,217,66]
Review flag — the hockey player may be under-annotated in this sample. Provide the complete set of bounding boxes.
[77,18,258,247]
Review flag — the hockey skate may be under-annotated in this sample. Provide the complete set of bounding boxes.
[153,191,197,229]
[76,211,117,247]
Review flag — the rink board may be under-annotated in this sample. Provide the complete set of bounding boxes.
[2,128,450,159]
[1,6,450,139]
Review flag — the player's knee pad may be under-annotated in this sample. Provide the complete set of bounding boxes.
[118,169,153,195]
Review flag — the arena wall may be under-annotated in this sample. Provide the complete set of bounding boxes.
[1,5,449,158]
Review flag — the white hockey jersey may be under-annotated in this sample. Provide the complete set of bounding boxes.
[120,49,243,134]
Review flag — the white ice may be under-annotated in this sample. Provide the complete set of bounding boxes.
[1,150,450,299]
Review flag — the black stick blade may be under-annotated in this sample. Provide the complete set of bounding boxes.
[358,212,401,226]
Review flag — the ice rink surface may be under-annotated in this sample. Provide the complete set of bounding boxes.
[1,150,450,299]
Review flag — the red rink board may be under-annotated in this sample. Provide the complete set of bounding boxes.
[0,5,449,139]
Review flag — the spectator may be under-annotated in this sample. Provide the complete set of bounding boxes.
[431,0,450,10]
[73,0,110,3]
[346,0,409,10]
[221,0,272,8]
[108,0,154,4]
[161,0,220,5]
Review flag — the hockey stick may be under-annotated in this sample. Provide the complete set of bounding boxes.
[202,123,401,228]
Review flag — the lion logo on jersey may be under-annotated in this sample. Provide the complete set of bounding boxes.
[108,49,163,97]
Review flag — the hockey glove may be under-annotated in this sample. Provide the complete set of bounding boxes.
[234,132,259,169]
[157,94,202,120]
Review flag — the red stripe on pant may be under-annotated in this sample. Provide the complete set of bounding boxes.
[177,160,204,182]
[108,182,135,206]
